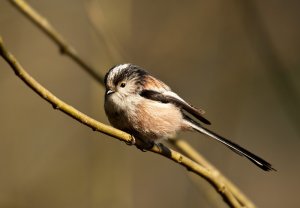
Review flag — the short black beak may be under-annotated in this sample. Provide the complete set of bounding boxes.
[106,89,114,96]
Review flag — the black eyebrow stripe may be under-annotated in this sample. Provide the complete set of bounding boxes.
[113,69,128,86]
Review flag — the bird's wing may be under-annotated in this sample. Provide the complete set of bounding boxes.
[139,89,211,125]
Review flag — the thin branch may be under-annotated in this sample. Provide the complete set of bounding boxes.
[170,139,255,208]
[9,0,104,85]
[0,37,242,208]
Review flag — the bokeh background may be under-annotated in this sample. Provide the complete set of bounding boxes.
[0,0,299,207]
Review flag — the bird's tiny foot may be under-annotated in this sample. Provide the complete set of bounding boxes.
[151,143,172,157]
[153,143,164,152]
[135,139,154,152]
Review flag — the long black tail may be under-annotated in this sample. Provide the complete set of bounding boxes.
[188,121,275,171]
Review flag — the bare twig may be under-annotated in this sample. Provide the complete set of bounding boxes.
[10,0,104,85]
[170,139,255,208]
[0,37,242,208]
[0,37,129,143]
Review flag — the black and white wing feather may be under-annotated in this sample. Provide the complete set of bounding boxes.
[140,89,211,125]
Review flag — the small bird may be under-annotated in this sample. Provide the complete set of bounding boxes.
[104,63,275,171]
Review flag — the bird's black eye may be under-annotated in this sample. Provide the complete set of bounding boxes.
[120,82,126,88]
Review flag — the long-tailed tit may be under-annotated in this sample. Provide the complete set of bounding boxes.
[104,63,275,171]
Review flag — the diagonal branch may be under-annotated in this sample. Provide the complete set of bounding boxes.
[10,0,104,85]
[0,37,241,208]
[170,139,255,208]
[0,37,129,144]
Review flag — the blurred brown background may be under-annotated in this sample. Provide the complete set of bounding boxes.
[0,0,299,207]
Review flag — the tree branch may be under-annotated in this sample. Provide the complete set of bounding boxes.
[0,37,242,208]
[9,0,104,85]
[170,139,255,208]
